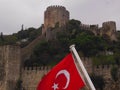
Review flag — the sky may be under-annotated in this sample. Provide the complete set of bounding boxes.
[0,0,120,34]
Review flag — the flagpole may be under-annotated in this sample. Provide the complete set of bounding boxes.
[69,44,96,90]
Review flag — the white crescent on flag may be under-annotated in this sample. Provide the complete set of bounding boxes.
[56,70,70,89]
[52,69,70,90]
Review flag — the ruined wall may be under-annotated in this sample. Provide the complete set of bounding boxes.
[42,5,69,34]
[0,45,21,90]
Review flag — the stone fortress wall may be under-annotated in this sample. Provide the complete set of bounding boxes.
[21,66,51,90]
[21,57,115,90]
[0,46,119,90]
[0,45,21,90]
[80,21,117,40]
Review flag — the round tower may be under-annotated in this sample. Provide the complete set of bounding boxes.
[102,21,117,40]
[42,5,69,34]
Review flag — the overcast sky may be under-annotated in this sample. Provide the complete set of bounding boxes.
[0,0,120,34]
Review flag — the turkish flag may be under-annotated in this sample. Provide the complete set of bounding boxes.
[37,53,85,90]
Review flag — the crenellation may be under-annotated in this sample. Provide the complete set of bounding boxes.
[80,21,117,40]
[21,64,119,90]
[46,5,66,11]
[103,21,116,25]
[22,66,51,77]
[21,66,51,90]
[93,64,118,80]
[80,23,99,29]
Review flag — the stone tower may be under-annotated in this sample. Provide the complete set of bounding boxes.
[101,21,117,40]
[42,5,69,34]
[0,45,21,90]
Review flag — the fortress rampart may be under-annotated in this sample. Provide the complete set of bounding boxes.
[0,45,119,90]
[0,45,21,90]
[21,66,51,90]
[80,21,117,40]
[21,57,118,90]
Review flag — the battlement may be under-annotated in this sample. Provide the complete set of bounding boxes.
[93,65,115,72]
[22,66,51,71]
[93,65,119,80]
[80,23,99,30]
[80,23,99,35]
[21,66,51,90]
[46,5,66,11]
[102,21,116,26]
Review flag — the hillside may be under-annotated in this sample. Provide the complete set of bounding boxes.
[0,19,120,67]
[0,19,120,90]
[0,26,42,47]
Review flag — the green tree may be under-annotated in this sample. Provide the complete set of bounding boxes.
[66,19,81,31]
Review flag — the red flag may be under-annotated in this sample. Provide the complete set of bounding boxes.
[37,53,85,90]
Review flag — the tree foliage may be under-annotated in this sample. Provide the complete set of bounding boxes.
[24,40,68,67]
[0,26,42,47]
[24,19,120,66]
[1,19,120,67]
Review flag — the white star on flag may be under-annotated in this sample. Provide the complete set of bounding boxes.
[52,83,59,90]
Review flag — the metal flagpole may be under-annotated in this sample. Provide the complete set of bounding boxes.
[69,44,96,90]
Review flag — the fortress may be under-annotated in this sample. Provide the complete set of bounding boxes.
[0,5,119,90]
[42,5,117,41]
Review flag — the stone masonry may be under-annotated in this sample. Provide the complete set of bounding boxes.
[0,45,21,90]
